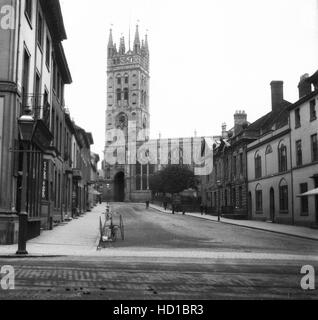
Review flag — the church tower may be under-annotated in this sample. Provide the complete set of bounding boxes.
[104,26,151,202]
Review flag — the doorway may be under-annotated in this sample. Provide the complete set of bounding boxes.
[270,187,275,222]
[248,192,252,219]
[114,172,125,202]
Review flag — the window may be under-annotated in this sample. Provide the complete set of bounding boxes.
[233,156,237,177]
[296,140,302,167]
[295,108,301,128]
[224,189,228,206]
[22,49,30,103]
[117,77,121,85]
[238,186,243,208]
[125,75,129,84]
[310,100,317,121]
[25,0,32,22]
[278,142,287,172]
[116,89,121,102]
[255,185,263,212]
[279,180,288,212]
[232,187,236,207]
[265,145,273,154]
[239,153,243,175]
[300,183,309,215]
[46,36,51,69]
[124,88,129,101]
[37,13,43,48]
[311,134,318,162]
[255,152,262,179]
[225,156,229,179]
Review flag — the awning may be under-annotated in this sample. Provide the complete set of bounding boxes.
[297,188,318,197]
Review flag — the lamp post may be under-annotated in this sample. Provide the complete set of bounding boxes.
[216,180,221,222]
[16,109,35,255]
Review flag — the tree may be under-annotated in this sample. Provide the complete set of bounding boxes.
[149,165,198,196]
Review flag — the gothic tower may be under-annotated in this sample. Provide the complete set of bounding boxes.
[104,26,151,202]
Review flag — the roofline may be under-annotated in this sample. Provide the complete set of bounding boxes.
[289,89,318,111]
[54,43,72,84]
[40,0,67,42]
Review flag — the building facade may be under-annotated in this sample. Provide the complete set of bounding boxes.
[289,72,318,227]
[0,0,96,244]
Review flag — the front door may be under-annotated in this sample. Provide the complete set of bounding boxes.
[270,188,275,222]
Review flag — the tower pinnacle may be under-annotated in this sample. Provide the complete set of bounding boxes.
[134,24,141,54]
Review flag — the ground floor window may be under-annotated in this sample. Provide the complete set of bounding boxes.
[255,184,262,213]
[300,183,309,216]
[279,181,289,212]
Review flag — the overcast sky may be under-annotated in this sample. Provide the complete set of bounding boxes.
[60,0,318,161]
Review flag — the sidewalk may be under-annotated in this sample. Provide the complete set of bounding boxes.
[150,204,318,241]
[0,204,106,256]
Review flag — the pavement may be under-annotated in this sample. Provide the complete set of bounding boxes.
[149,203,318,241]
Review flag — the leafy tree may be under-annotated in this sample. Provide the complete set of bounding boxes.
[150,165,198,196]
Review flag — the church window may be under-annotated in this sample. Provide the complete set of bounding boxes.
[117,77,121,85]
[116,89,121,102]
[125,75,129,84]
[124,88,129,101]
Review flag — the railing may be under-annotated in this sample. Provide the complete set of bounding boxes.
[22,94,51,128]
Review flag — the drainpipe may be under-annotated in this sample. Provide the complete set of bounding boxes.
[15,0,21,86]
[288,119,295,225]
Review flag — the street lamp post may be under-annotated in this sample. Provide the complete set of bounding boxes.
[16,110,35,255]
[216,180,221,222]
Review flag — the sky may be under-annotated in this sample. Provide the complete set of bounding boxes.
[59,0,318,162]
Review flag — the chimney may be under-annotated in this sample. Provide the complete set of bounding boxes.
[270,81,284,111]
[234,111,247,136]
[221,123,227,139]
[298,74,312,99]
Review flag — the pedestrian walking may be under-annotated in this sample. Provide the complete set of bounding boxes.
[146,200,150,209]
[200,204,204,216]
[204,205,208,215]
[164,201,168,211]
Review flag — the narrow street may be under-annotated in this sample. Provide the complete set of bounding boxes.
[0,203,317,300]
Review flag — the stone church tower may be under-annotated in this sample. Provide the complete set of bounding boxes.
[104,26,152,202]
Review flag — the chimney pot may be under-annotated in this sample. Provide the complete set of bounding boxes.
[298,74,312,99]
[270,81,284,112]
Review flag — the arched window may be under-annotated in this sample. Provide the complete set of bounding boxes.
[116,75,121,85]
[124,88,129,102]
[265,145,273,154]
[255,184,263,212]
[124,74,129,84]
[116,89,121,102]
[144,91,147,106]
[255,151,262,179]
[131,112,136,118]
[279,179,288,212]
[132,93,137,105]
[141,90,144,104]
[278,141,287,173]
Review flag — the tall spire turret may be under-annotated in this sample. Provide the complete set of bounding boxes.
[134,24,141,54]
[144,34,149,56]
[119,36,126,55]
[108,28,114,58]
